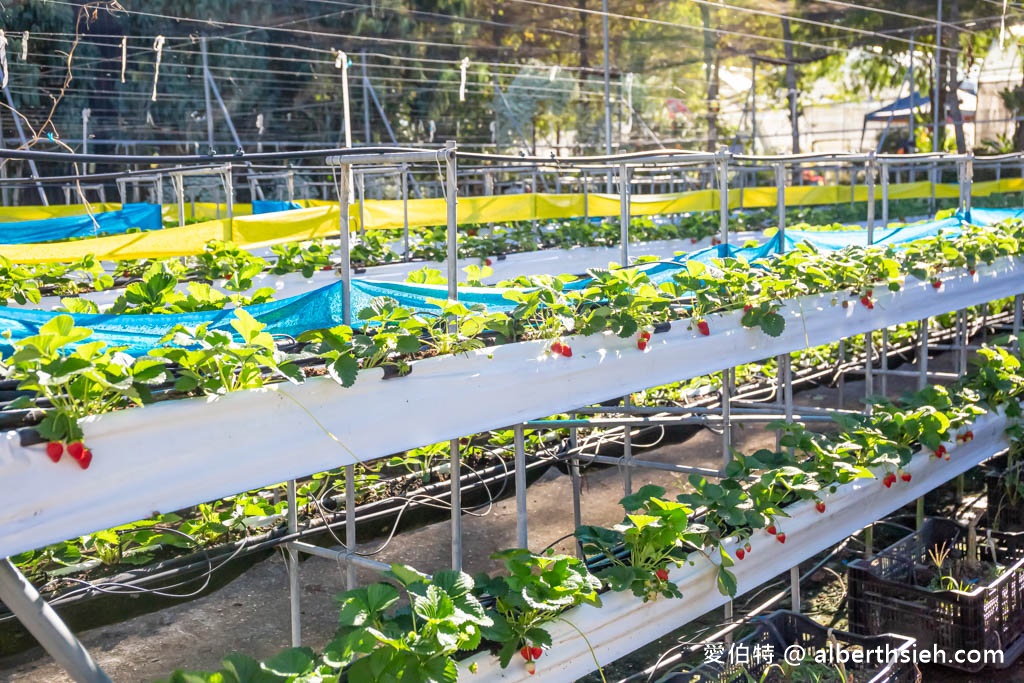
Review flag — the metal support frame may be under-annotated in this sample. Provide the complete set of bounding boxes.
[514,423,528,548]
[619,163,631,266]
[718,150,730,249]
[775,162,786,254]
[866,153,876,244]
[0,559,112,683]
[13,147,1023,682]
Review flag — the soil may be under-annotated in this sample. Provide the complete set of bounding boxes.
[3,368,1024,682]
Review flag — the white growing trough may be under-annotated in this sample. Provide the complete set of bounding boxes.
[1,256,1022,562]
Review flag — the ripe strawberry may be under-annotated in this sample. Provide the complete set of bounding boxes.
[900,471,912,482]
[860,296,872,308]
[71,448,92,470]
[743,304,753,313]
[691,238,698,244]
[655,568,669,581]
[531,647,543,660]
[637,339,648,351]
[934,445,947,459]
[766,524,777,536]
[525,661,536,675]
[883,473,895,488]
[321,265,333,271]
[736,548,745,561]
[776,533,787,544]
[67,442,85,460]
[965,430,974,442]
[696,320,710,336]
[865,289,873,297]
[459,437,469,446]
[485,258,493,266]
[932,279,942,289]
[46,442,63,463]
[550,341,564,355]
[561,345,573,358]
[815,501,826,514]
[640,330,652,341]
[969,269,976,276]
[521,647,531,661]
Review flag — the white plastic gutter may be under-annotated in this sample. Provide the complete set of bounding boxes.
[0,256,1021,560]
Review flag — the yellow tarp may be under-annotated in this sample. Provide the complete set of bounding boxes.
[2,178,1023,263]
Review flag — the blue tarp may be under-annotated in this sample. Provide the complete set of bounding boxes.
[0,204,162,245]
[0,208,1006,355]
[252,200,303,215]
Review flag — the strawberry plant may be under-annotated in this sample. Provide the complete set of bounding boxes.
[475,549,601,669]
[1,315,168,445]
[325,564,490,682]
[150,309,303,395]
[576,485,704,602]
[191,240,269,292]
[270,239,334,276]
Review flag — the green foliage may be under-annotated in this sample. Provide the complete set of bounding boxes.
[475,549,601,668]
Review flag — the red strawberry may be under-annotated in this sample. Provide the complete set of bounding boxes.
[691,238,698,244]
[776,533,787,544]
[637,339,648,351]
[459,437,469,446]
[965,430,974,442]
[655,568,669,581]
[900,471,912,482]
[766,524,777,536]
[969,269,976,276]
[550,341,564,355]
[934,445,947,459]
[696,320,710,336]
[743,304,753,313]
[321,265,333,271]
[485,258,493,266]
[67,442,84,460]
[46,442,63,463]
[932,279,942,289]
[468,228,477,236]
[640,331,652,341]
[525,661,536,675]
[736,548,745,561]
[71,448,92,470]
[867,301,875,310]
[521,647,531,661]
[561,345,573,358]
[865,289,873,297]
[861,296,872,308]
[531,647,543,660]
[883,473,895,488]
[815,501,826,514]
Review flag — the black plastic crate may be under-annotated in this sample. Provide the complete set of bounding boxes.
[658,611,919,683]
[987,464,1024,531]
[848,518,1024,672]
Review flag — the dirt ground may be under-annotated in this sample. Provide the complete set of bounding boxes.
[3,375,1024,682]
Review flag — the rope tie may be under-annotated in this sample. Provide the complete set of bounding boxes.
[150,35,165,102]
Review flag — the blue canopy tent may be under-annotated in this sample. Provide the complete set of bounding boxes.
[860,93,931,151]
